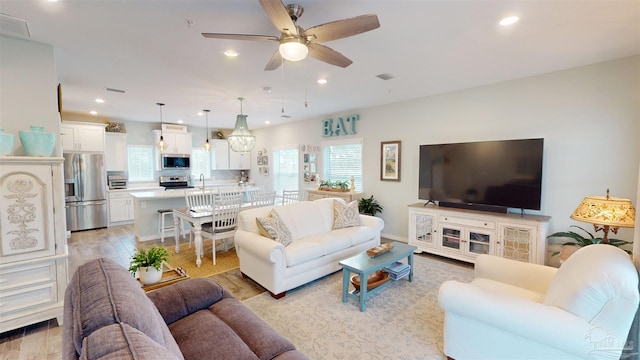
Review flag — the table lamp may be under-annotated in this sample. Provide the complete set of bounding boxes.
[570,189,636,244]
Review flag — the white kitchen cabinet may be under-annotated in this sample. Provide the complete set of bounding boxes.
[229,148,251,169]
[211,139,251,170]
[212,139,230,170]
[408,203,550,265]
[0,156,68,333]
[105,133,127,171]
[153,130,192,154]
[61,122,105,152]
[108,191,134,224]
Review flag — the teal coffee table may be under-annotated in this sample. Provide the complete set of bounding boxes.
[339,241,417,311]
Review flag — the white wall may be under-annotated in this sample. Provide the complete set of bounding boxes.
[0,35,60,156]
[251,56,640,242]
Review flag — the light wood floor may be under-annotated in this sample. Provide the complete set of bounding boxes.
[0,224,265,360]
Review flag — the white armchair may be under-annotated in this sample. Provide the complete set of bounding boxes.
[438,244,639,360]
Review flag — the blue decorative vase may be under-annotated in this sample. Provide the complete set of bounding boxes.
[0,129,15,155]
[19,126,55,157]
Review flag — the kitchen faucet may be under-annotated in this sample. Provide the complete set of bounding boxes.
[199,174,205,190]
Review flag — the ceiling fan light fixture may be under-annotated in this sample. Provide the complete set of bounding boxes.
[279,38,308,62]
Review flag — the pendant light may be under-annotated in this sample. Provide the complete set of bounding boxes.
[156,102,167,151]
[203,109,211,152]
[228,97,255,154]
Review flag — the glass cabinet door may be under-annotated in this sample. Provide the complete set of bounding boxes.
[441,226,462,250]
[413,213,435,246]
[467,230,491,255]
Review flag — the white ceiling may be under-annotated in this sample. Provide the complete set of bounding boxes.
[1,0,638,130]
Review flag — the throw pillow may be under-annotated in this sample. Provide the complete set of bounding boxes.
[256,209,293,246]
[333,200,362,229]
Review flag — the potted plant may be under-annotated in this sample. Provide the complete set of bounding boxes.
[548,225,632,259]
[359,195,383,216]
[128,246,169,285]
[318,180,350,192]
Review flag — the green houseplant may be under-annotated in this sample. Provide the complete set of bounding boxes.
[319,180,350,192]
[358,195,383,216]
[129,246,169,284]
[547,225,632,257]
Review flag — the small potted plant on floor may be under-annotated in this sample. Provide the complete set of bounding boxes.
[129,246,169,285]
[359,195,383,216]
[548,225,632,262]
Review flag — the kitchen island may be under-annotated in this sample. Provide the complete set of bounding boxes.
[131,186,261,242]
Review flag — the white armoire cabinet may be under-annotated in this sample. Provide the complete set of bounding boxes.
[0,156,68,333]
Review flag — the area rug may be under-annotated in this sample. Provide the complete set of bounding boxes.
[165,241,239,279]
[243,254,473,360]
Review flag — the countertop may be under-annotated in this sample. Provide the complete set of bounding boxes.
[130,186,262,200]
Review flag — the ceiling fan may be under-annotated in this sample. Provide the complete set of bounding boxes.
[202,0,380,71]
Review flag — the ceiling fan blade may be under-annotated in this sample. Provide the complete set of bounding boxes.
[202,33,279,42]
[305,14,380,43]
[307,43,352,68]
[259,0,298,36]
[264,49,283,71]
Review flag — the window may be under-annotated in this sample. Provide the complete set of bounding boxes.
[273,145,299,195]
[191,148,211,179]
[127,145,155,182]
[322,138,363,192]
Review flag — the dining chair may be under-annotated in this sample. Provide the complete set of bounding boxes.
[282,189,301,205]
[249,190,276,208]
[201,191,243,265]
[183,189,216,248]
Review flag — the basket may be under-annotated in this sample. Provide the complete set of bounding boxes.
[350,271,390,291]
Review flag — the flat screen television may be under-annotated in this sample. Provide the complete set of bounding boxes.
[419,138,544,212]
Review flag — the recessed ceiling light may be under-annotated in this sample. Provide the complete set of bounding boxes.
[95,98,105,103]
[265,120,271,125]
[317,79,327,85]
[224,50,238,57]
[499,16,519,26]
[90,111,97,115]
[197,112,203,116]
[177,119,184,124]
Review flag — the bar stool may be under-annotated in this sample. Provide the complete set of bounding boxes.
[157,209,184,243]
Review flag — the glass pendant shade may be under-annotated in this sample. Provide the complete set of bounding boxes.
[156,103,167,151]
[279,39,308,62]
[203,109,212,152]
[228,114,255,153]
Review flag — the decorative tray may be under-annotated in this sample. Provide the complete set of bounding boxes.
[366,242,394,257]
[351,271,390,291]
[139,263,190,292]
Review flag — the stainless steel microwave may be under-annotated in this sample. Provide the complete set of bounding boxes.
[162,154,190,169]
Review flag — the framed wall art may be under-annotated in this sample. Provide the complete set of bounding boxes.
[381,140,401,181]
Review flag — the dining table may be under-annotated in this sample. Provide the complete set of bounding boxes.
[172,207,213,267]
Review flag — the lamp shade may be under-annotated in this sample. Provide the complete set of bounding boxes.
[228,114,255,153]
[279,38,308,62]
[571,195,636,228]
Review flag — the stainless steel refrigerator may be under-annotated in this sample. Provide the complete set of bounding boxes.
[64,153,108,231]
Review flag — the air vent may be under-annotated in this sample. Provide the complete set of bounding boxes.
[0,13,30,38]
[281,115,291,118]
[105,87,126,93]
[376,73,394,80]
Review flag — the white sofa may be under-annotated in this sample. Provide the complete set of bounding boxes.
[235,197,384,298]
[438,244,639,360]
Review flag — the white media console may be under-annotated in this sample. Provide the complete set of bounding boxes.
[408,203,551,265]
